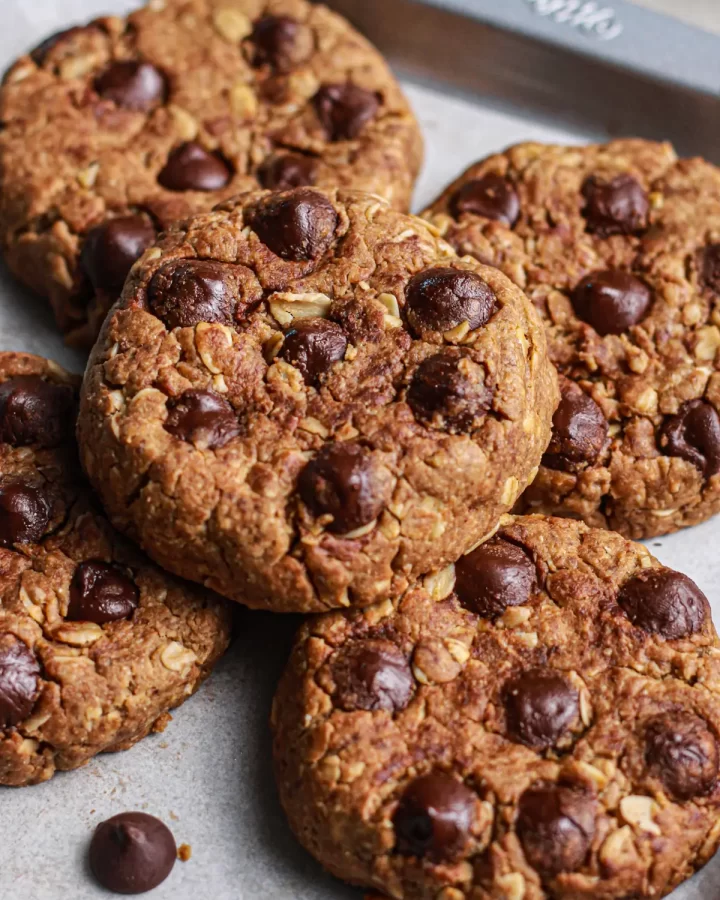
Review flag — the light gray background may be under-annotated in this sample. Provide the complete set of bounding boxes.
[1,2,720,899]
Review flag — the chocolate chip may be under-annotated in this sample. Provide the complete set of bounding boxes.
[332,640,414,712]
[298,442,387,534]
[95,60,167,111]
[81,215,156,295]
[542,378,608,472]
[165,389,241,449]
[158,142,232,192]
[280,319,347,385]
[572,270,652,336]
[0,482,51,548]
[67,561,139,625]
[0,375,75,448]
[517,783,596,876]
[702,244,720,294]
[250,16,313,73]
[405,267,497,338]
[0,635,40,728]
[258,153,318,191]
[89,812,176,894]
[659,399,720,478]
[407,351,491,434]
[30,27,85,66]
[504,668,580,750]
[249,189,338,261]
[313,84,380,141]
[617,569,709,640]
[645,711,718,800]
[394,774,476,862]
[455,537,537,619]
[582,174,649,237]
[148,259,237,328]
[450,174,520,227]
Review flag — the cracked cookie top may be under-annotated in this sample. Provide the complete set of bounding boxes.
[273,514,720,900]
[77,188,556,613]
[423,140,720,540]
[0,0,422,346]
[0,351,231,787]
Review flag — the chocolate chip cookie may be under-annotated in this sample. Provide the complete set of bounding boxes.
[0,351,231,786]
[423,140,720,539]
[0,0,422,347]
[77,188,556,613]
[273,514,720,899]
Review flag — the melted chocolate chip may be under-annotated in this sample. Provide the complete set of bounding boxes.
[0,482,51,548]
[405,267,497,338]
[702,244,720,294]
[517,783,596,876]
[659,399,720,478]
[67,561,139,625]
[158,142,232,192]
[394,774,476,862]
[450,174,520,227]
[407,351,491,434]
[250,15,313,73]
[542,379,608,472]
[81,215,156,295]
[617,569,709,640]
[165,389,241,449]
[249,189,338,261]
[148,259,237,328]
[89,812,176,894]
[0,375,74,448]
[645,711,718,800]
[455,537,537,619]
[313,84,380,141]
[332,640,414,712]
[30,27,85,66]
[0,636,40,728]
[504,668,580,750]
[572,270,652,336]
[258,153,318,191]
[280,319,347,385]
[95,60,167,111]
[582,174,649,237]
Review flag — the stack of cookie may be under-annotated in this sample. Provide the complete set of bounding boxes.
[1,2,720,899]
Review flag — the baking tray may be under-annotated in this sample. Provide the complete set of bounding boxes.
[2,2,720,899]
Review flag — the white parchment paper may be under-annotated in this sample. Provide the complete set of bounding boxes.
[0,3,719,898]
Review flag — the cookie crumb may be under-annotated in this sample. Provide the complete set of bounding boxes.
[178,844,192,862]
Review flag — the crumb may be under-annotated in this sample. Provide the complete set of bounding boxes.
[178,844,192,862]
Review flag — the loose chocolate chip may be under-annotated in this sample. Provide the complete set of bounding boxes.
[504,668,580,750]
[0,636,40,728]
[332,640,414,712]
[0,482,51,548]
[517,783,596,876]
[455,537,537,619]
[89,812,176,895]
[258,153,318,191]
[165,389,241,449]
[407,351,491,434]
[659,399,720,478]
[405,267,497,338]
[298,442,387,534]
[542,379,608,472]
[645,711,719,800]
[0,375,74,448]
[249,189,338,262]
[81,215,156,296]
[67,561,139,625]
[617,569,709,640]
[30,27,84,66]
[280,319,347,385]
[250,16,313,73]
[450,174,520,227]
[581,174,649,237]
[313,84,380,141]
[158,142,232,192]
[148,259,237,328]
[702,244,720,294]
[572,270,652,336]
[394,774,476,862]
[95,60,167,111]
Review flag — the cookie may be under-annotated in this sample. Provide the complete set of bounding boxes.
[77,187,556,613]
[0,0,422,347]
[273,514,720,899]
[0,351,231,786]
[423,140,720,539]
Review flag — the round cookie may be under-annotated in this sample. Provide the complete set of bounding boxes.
[273,514,720,899]
[423,140,720,539]
[0,0,422,347]
[0,352,231,786]
[78,188,556,613]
